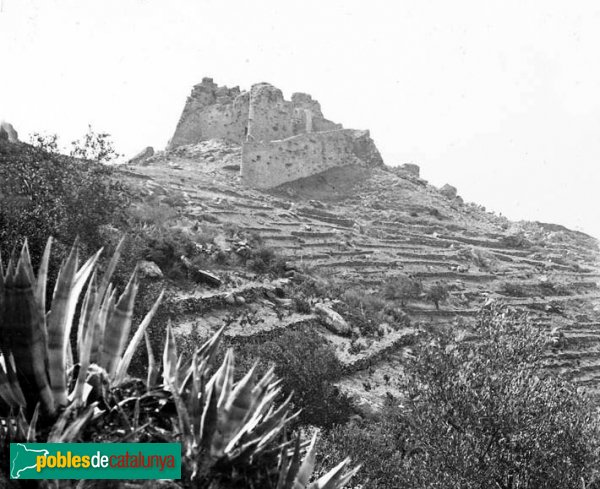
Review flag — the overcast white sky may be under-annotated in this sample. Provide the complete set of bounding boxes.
[1,0,599,238]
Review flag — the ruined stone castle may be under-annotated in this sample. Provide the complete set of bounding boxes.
[168,78,383,188]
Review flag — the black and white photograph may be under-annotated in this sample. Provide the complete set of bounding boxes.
[1,1,599,487]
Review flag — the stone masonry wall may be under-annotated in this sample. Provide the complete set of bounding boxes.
[241,129,383,189]
[168,78,384,189]
[168,79,342,149]
[167,78,249,149]
[246,83,295,142]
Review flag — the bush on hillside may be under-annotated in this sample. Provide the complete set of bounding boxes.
[0,139,126,271]
[319,303,600,488]
[69,124,121,163]
[425,282,449,309]
[383,274,422,306]
[236,327,355,428]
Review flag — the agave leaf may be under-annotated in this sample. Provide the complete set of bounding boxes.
[293,433,317,489]
[76,272,97,361]
[281,437,303,489]
[47,245,100,406]
[96,236,125,303]
[26,403,41,442]
[187,353,203,434]
[132,397,140,432]
[16,240,36,285]
[162,320,178,388]
[2,353,26,407]
[72,309,96,407]
[49,403,96,442]
[196,325,226,367]
[91,285,115,366]
[102,272,138,375]
[144,331,159,389]
[0,360,23,408]
[217,349,235,410]
[310,459,359,489]
[207,350,237,457]
[171,383,192,443]
[220,363,258,445]
[34,237,52,314]
[200,381,218,451]
[114,289,164,384]
[10,250,54,413]
[243,392,293,444]
[0,252,4,354]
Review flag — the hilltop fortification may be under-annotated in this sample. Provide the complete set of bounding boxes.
[168,78,383,188]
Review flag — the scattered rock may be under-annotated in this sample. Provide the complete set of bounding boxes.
[440,184,458,199]
[138,260,163,279]
[0,121,18,143]
[128,146,154,165]
[399,163,420,177]
[180,256,222,287]
[315,303,353,336]
[222,164,240,171]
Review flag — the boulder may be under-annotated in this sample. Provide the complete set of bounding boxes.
[128,146,154,165]
[181,256,222,287]
[440,184,458,200]
[399,163,420,177]
[314,303,353,336]
[0,121,18,143]
[138,260,163,279]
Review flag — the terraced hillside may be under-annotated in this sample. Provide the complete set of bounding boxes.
[120,140,600,412]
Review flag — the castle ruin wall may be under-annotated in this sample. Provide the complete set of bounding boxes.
[241,129,383,189]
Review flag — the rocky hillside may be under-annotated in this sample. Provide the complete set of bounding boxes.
[119,140,600,412]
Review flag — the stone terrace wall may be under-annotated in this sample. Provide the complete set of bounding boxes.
[241,129,383,189]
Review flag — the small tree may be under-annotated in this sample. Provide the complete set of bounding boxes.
[70,124,121,163]
[384,274,422,306]
[29,132,60,154]
[425,282,449,309]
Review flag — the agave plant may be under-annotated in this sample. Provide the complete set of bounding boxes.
[158,321,358,488]
[0,238,358,488]
[0,238,163,445]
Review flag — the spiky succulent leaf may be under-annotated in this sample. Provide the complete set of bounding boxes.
[102,273,138,375]
[114,289,165,384]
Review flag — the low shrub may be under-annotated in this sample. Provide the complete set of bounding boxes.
[425,282,449,309]
[235,327,355,428]
[245,244,287,276]
[500,281,529,297]
[0,139,127,280]
[319,303,600,489]
[383,275,422,306]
